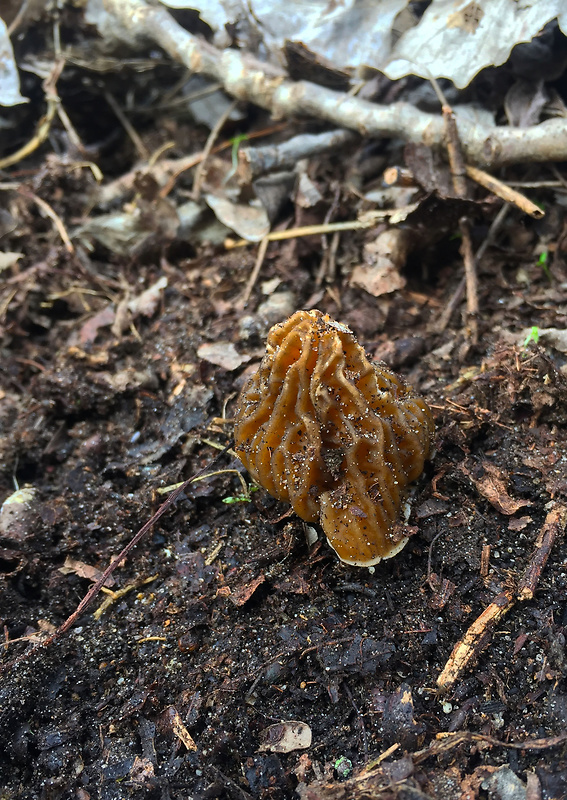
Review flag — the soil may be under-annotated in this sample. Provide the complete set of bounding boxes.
[1,13,567,800]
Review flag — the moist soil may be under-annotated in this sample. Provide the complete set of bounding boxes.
[1,24,567,800]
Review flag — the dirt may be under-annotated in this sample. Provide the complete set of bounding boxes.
[2,13,567,800]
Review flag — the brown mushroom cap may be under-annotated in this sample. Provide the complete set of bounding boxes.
[233,310,434,566]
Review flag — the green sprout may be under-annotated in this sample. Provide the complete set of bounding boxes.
[223,132,249,184]
[522,326,539,349]
[334,756,353,780]
[538,251,552,282]
[222,485,258,504]
[231,132,249,169]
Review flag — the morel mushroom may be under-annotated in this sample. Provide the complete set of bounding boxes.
[233,310,434,566]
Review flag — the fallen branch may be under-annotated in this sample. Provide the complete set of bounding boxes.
[104,0,567,168]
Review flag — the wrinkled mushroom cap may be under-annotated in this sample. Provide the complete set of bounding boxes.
[233,310,434,566]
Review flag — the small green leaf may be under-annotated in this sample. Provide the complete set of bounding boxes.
[523,326,539,348]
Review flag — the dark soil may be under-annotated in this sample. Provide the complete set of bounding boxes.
[1,12,567,800]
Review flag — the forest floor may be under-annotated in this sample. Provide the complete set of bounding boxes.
[1,8,567,800]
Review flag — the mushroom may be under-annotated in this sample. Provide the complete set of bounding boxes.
[233,310,434,566]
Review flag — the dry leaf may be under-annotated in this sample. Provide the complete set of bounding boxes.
[197,342,250,370]
[462,461,532,515]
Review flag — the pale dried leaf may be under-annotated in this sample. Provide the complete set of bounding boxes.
[205,194,270,242]
[197,342,251,370]
[128,276,168,318]
[0,20,29,106]
[0,252,24,272]
[384,1,567,90]
[350,229,409,298]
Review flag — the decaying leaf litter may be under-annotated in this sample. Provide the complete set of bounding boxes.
[1,1,567,798]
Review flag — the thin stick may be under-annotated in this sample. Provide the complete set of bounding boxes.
[465,164,543,219]
[239,236,269,307]
[0,61,63,170]
[432,203,510,334]
[431,77,478,342]
[192,98,239,200]
[105,90,149,161]
[225,206,417,249]
[17,187,74,253]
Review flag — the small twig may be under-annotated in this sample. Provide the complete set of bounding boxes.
[459,218,478,342]
[7,0,29,34]
[157,468,249,499]
[413,730,567,763]
[104,89,149,160]
[465,165,543,219]
[17,186,74,253]
[0,182,75,253]
[238,235,269,307]
[225,205,417,249]
[432,202,510,334]
[0,60,63,170]
[437,503,567,691]
[431,78,478,343]
[517,503,567,600]
[192,98,239,201]
[238,129,358,183]
[315,185,342,288]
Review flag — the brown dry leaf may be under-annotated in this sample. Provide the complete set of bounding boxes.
[228,574,265,606]
[58,556,115,587]
[197,342,250,370]
[350,229,409,297]
[462,461,532,515]
[258,721,312,753]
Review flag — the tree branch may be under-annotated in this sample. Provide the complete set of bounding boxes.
[103,0,567,168]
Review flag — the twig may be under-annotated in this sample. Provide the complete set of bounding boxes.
[413,730,567,763]
[191,98,239,200]
[432,203,510,334]
[459,218,478,342]
[104,90,149,160]
[0,60,63,170]
[465,165,543,219]
[225,205,418,248]
[437,503,567,691]
[7,0,29,34]
[238,129,358,182]
[239,235,269,307]
[17,187,74,253]
[102,0,567,168]
[431,78,478,342]
[517,503,567,600]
